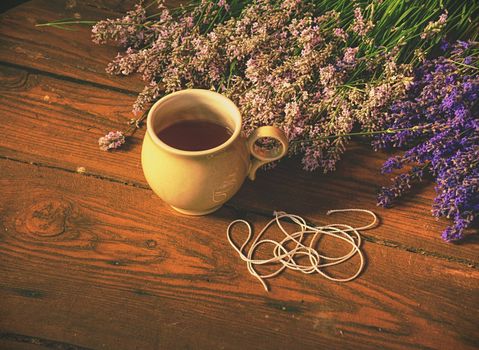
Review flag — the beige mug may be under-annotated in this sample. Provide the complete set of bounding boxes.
[141,89,288,215]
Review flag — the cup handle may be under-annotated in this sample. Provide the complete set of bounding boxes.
[246,126,289,181]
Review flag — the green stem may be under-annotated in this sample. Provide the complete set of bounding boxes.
[446,59,479,70]
[36,20,152,28]
[339,84,365,92]
[126,110,149,136]
[144,0,158,10]
[36,20,97,27]
[226,59,236,90]
[297,124,432,144]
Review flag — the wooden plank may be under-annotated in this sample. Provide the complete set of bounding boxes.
[0,0,145,93]
[0,64,141,176]
[0,64,477,263]
[1,158,478,350]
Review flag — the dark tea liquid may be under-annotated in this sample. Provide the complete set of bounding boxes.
[156,120,232,151]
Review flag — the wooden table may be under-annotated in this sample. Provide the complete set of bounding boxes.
[0,1,477,349]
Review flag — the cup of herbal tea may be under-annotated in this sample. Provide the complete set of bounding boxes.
[141,89,288,215]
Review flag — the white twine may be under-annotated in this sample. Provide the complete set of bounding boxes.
[226,209,377,291]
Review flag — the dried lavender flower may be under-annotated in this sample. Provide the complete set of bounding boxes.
[420,11,448,40]
[351,7,373,37]
[98,131,126,151]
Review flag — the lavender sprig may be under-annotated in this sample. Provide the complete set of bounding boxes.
[98,111,148,151]
[98,131,125,151]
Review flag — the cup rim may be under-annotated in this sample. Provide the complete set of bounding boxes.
[146,89,242,157]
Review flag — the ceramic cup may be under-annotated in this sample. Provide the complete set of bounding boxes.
[141,89,288,215]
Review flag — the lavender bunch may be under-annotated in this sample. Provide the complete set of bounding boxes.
[88,0,477,165]
[374,41,479,241]
[37,1,478,161]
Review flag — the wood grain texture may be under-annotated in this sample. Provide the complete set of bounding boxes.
[0,0,145,92]
[0,1,478,349]
[1,158,478,350]
[0,64,477,264]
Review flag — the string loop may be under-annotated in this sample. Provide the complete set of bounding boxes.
[226,209,377,291]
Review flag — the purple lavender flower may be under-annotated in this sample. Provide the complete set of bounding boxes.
[377,171,422,208]
[440,39,450,52]
[457,40,470,49]
[381,156,403,174]
[375,41,479,241]
[441,90,457,110]
[98,131,126,151]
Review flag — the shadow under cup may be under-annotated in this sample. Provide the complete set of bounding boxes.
[147,90,242,153]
